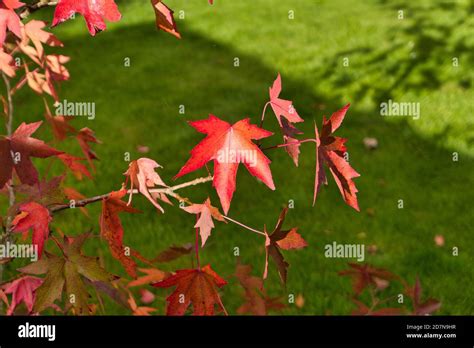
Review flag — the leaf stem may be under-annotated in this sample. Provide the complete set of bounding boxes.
[261,138,317,151]
[222,216,266,236]
[259,101,271,128]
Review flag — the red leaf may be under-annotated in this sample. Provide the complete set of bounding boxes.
[151,0,180,39]
[0,121,63,188]
[2,276,42,315]
[269,73,303,126]
[314,104,360,211]
[52,0,121,36]
[175,115,275,214]
[182,197,226,247]
[263,207,307,284]
[235,262,285,315]
[76,127,100,171]
[406,277,441,315]
[0,0,23,47]
[44,100,76,141]
[153,264,227,316]
[11,202,51,258]
[100,189,141,278]
[339,263,396,296]
[58,153,92,180]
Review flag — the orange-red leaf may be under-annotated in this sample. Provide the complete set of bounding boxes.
[153,264,227,316]
[0,0,23,47]
[175,115,275,214]
[2,276,42,315]
[0,121,63,188]
[151,0,180,39]
[11,202,51,258]
[100,189,140,277]
[314,104,360,211]
[52,0,121,36]
[263,207,307,284]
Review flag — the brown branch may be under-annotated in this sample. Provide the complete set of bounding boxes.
[19,0,58,20]
[49,176,213,213]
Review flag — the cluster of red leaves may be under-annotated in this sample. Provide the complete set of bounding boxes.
[0,1,371,317]
[339,263,441,316]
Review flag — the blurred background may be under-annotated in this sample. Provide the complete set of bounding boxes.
[5,0,473,314]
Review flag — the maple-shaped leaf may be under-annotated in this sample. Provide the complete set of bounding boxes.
[127,268,166,288]
[76,127,100,171]
[153,243,192,263]
[100,189,140,278]
[21,20,63,59]
[44,98,76,141]
[405,277,441,316]
[151,0,180,39]
[2,276,42,315]
[153,264,227,316]
[235,262,285,315]
[52,0,122,36]
[0,49,15,77]
[58,153,92,180]
[175,115,275,214]
[269,74,303,126]
[14,176,65,208]
[263,207,307,284]
[182,198,226,247]
[11,202,51,258]
[0,0,23,47]
[0,121,63,188]
[124,158,168,213]
[19,233,112,314]
[23,54,70,101]
[267,74,304,166]
[314,104,360,211]
[338,263,396,296]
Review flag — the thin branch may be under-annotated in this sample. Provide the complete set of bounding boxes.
[49,176,213,213]
[19,0,58,20]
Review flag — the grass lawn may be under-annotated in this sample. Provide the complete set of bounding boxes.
[4,0,473,314]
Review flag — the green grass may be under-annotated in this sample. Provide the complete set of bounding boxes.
[3,0,473,315]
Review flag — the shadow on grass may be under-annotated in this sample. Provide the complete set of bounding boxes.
[316,0,473,103]
[12,21,474,315]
